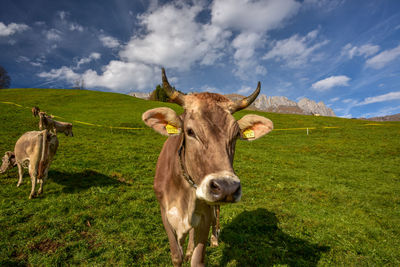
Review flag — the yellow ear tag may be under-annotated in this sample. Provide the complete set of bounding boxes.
[166,123,180,134]
[243,129,255,139]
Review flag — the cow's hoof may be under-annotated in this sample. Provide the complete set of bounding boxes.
[17,183,22,187]
[38,190,43,195]
[184,253,192,262]
[29,193,36,199]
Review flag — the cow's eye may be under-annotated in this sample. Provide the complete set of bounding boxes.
[187,128,196,138]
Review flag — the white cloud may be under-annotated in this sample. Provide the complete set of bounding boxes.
[311,75,350,91]
[0,22,29,36]
[58,11,69,21]
[263,29,329,67]
[119,2,230,71]
[38,66,81,81]
[75,53,101,69]
[45,28,62,41]
[38,62,158,92]
[342,43,380,59]
[357,91,400,105]
[232,32,266,79]
[211,0,300,33]
[237,86,252,95]
[212,0,300,78]
[99,34,120,49]
[361,105,400,118]
[69,23,84,32]
[365,44,400,69]
[329,97,340,102]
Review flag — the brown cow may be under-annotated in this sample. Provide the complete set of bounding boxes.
[0,130,59,199]
[142,69,273,266]
[39,112,73,137]
[32,106,40,117]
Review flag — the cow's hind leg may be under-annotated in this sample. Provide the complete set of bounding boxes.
[17,164,23,187]
[28,165,37,199]
[37,170,48,195]
[161,208,184,267]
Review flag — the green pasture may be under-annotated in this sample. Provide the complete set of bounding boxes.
[0,88,399,266]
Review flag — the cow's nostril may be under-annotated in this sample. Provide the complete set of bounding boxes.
[233,184,241,197]
[210,180,221,193]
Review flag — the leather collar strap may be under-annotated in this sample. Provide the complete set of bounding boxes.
[178,136,198,189]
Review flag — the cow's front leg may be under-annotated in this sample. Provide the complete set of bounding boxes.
[191,211,212,267]
[17,163,23,187]
[185,228,195,261]
[161,208,184,267]
[210,205,220,247]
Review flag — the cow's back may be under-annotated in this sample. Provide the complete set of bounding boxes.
[14,131,58,166]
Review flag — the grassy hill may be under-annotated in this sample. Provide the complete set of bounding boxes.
[0,88,399,266]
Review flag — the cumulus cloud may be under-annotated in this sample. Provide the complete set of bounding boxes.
[45,28,62,41]
[99,34,120,49]
[75,53,101,69]
[212,0,300,78]
[0,22,29,36]
[356,91,400,105]
[69,23,84,32]
[365,44,400,69]
[341,43,380,59]
[211,0,300,33]
[119,2,230,71]
[311,75,350,91]
[38,61,158,92]
[263,29,329,67]
[232,32,266,79]
[38,66,81,81]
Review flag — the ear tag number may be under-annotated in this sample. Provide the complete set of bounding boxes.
[166,123,180,134]
[243,129,255,139]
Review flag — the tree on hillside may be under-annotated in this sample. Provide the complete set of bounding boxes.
[0,66,11,89]
[150,84,169,102]
[149,84,183,102]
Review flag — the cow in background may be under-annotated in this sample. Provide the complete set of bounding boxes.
[0,130,59,199]
[39,112,74,137]
[32,106,40,117]
[142,69,273,266]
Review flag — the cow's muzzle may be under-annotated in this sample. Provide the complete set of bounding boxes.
[196,171,241,204]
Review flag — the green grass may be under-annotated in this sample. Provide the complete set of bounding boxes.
[1,88,399,266]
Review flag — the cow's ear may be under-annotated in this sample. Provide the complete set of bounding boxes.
[237,114,273,141]
[142,107,182,136]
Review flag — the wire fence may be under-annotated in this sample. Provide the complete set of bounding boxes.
[1,100,392,132]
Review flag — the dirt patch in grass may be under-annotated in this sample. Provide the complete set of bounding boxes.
[29,239,63,254]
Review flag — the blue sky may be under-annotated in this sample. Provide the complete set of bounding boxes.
[1,0,400,118]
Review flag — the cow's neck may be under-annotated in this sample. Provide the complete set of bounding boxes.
[178,135,198,189]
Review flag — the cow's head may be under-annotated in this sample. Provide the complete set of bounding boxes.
[65,124,74,137]
[0,151,16,174]
[143,69,273,204]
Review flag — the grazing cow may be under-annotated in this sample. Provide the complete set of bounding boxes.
[39,112,73,137]
[0,130,59,199]
[32,106,40,117]
[142,69,273,266]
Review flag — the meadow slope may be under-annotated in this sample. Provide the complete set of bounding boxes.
[0,88,399,266]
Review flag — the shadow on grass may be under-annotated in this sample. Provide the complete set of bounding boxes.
[220,208,329,266]
[49,169,126,193]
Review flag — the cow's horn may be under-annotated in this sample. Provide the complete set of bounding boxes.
[162,68,185,106]
[229,81,261,113]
